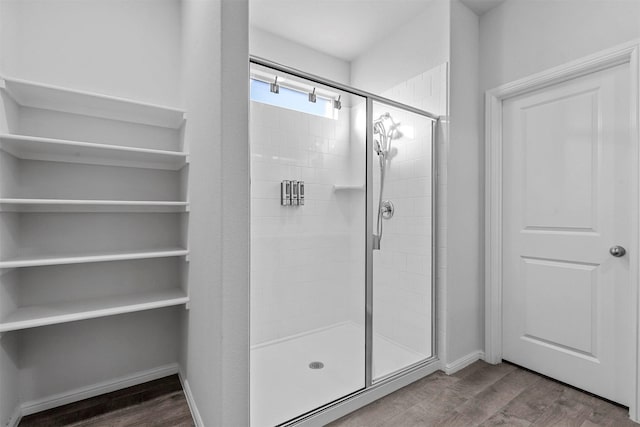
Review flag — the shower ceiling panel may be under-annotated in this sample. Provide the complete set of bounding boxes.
[249,0,434,60]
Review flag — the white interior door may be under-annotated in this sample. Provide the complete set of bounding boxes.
[502,63,632,405]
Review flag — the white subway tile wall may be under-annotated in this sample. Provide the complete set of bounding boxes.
[250,101,365,346]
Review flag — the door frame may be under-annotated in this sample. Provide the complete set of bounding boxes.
[485,40,640,420]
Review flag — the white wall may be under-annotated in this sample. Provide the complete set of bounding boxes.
[180,0,249,425]
[179,1,224,425]
[447,0,482,364]
[0,58,19,425]
[480,0,640,91]
[0,1,16,76]
[350,0,450,95]
[220,1,250,424]
[250,27,351,86]
[19,310,181,402]
[0,0,182,106]
[0,333,19,427]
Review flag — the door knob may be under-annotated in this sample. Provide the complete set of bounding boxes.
[610,246,626,257]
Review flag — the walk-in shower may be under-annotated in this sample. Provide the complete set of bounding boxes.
[249,57,438,427]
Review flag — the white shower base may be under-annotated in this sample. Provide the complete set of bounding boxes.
[250,322,428,427]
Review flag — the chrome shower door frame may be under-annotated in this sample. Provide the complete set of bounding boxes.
[249,55,440,426]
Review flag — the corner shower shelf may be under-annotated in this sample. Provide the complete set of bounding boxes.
[0,289,189,333]
[0,198,189,213]
[0,247,189,269]
[333,184,365,191]
[0,134,188,170]
[0,76,186,129]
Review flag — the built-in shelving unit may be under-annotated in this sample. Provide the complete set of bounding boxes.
[0,134,188,170]
[0,14,194,426]
[0,289,189,333]
[0,198,189,213]
[0,76,190,339]
[333,184,365,191]
[0,76,185,129]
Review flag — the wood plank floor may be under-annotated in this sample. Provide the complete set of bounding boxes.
[19,375,194,427]
[16,362,635,426]
[328,361,636,427]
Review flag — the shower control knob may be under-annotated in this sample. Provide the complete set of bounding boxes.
[381,200,395,220]
[610,245,626,257]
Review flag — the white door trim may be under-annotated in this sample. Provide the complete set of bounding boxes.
[485,40,640,420]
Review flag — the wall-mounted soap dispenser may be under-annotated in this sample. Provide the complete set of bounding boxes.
[281,180,291,206]
[281,180,304,206]
[291,181,299,206]
[298,181,304,205]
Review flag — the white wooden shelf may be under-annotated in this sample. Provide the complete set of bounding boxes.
[0,134,188,170]
[0,247,189,269]
[0,198,189,213]
[0,76,185,129]
[0,289,189,332]
[333,184,365,191]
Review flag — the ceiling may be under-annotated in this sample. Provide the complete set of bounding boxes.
[250,0,506,62]
[459,0,506,15]
[250,0,435,61]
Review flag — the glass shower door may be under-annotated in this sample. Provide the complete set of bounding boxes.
[370,101,435,381]
[249,64,367,426]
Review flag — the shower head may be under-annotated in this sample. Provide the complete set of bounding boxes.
[373,121,387,156]
[374,113,399,137]
[373,112,403,155]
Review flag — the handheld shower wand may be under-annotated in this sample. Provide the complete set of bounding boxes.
[373,112,398,250]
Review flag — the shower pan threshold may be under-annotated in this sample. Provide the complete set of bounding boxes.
[250,321,427,427]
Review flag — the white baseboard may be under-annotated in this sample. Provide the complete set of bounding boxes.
[6,405,21,427]
[178,370,204,427]
[444,350,485,375]
[20,363,180,417]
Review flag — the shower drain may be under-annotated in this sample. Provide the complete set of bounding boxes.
[309,361,324,370]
